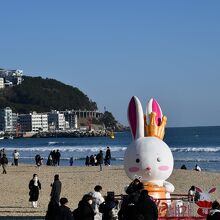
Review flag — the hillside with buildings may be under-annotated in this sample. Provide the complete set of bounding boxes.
[0,70,121,137]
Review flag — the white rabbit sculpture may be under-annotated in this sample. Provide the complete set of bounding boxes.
[124,96,175,199]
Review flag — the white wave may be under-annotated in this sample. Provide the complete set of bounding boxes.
[171,147,220,152]
[2,146,127,153]
[175,158,220,162]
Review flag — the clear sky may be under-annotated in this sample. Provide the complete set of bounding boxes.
[1,1,220,127]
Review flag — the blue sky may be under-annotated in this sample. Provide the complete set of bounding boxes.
[1,1,220,127]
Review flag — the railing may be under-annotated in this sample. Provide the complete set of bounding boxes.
[114,193,206,220]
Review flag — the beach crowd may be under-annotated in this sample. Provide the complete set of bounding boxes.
[42,176,158,220]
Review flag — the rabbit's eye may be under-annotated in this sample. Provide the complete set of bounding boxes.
[136,158,140,163]
[157,157,161,162]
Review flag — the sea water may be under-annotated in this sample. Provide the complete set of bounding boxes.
[0,126,220,172]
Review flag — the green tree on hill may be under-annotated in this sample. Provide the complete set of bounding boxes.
[0,76,97,113]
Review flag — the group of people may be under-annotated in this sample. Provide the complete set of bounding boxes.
[85,147,112,170]
[29,174,62,210]
[180,164,202,171]
[46,149,61,166]
[28,172,220,220]
[42,176,158,220]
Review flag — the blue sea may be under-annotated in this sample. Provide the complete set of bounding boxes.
[0,126,220,172]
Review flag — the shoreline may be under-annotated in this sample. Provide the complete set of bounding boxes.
[0,164,220,216]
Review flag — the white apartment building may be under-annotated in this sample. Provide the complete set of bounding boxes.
[19,112,48,132]
[0,107,15,132]
[48,111,65,130]
[0,69,23,86]
[0,78,4,89]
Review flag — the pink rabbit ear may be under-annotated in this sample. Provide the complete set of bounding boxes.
[195,187,203,193]
[208,188,216,194]
[128,96,144,140]
[147,98,163,126]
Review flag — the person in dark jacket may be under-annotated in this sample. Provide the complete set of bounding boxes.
[99,193,118,220]
[207,200,220,220]
[136,190,158,220]
[104,147,111,166]
[73,194,95,220]
[55,150,61,166]
[118,181,144,220]
[45,199,60,220]
[0,154,8,174]
[50,174,62,205]
[29,174,41,208]
[125,178,141,195]
[96,150,103,171]
[58,197,74,220]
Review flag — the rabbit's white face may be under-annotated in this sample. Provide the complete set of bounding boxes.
[124,136,173,182]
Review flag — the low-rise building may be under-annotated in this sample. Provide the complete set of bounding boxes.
[48,110,65,130]
[19,112,48,132]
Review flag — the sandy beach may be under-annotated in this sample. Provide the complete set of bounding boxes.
[0,164,219,216]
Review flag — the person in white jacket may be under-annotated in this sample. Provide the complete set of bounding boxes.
[91,185,104,220]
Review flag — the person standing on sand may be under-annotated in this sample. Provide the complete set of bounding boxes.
[13,149,20,166]
[0,154,8,174]
[55,149,61,166]
[96,150,103,171]
[69,157,73,166]
[50,174,62,205]
[29,174,41,208]
[105,146,111,166]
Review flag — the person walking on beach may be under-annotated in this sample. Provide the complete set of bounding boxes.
[0,154,8,174]
[105,147,111,166]
[13,149,20,166]
[91,185,105,220]
[58,197,74,220]
[50,174,62,205]
[96,150,103,171]
[29,174,41,208]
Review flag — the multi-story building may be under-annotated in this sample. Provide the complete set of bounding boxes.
[0,107,17,132]
[0,69,23,86]
[0,78,4,89]
[63,110,78,129]
[48,110,65,130]
[19,112,48,132]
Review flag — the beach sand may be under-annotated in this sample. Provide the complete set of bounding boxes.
[0,164,219,216]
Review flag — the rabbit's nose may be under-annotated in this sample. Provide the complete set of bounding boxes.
[146,166,151,171]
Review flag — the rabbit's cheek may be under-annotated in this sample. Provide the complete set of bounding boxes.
[129,167,140,172]
[158,165,169,171]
